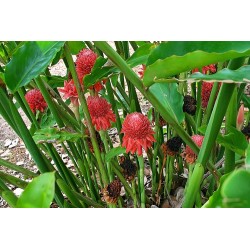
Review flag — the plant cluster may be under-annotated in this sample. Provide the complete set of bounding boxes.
[0,41,249,208]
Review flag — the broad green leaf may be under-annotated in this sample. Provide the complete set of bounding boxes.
[17,172,55,208]
[68,41,86,55]
[221,170,250,208]
[198,125,248,156]
[5,41,65,92]
[136,41,148,47]
[126,43,157,68]
[189,65,250,83]
[144,41,250,87]
[149,83,184,123]
[33,127,83,143]
[105,146,126,163]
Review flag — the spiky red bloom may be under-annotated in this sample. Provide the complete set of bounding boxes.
[121,112,156,156]
[87,96,116,131]
[76,49,97,81]
[184,135,204,164]
[25,89,47,113]
[201,81,214,108]
[75,48,106,92]
[59,79,79,106]
[192,64,217,74]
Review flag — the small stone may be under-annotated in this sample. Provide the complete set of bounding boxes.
[9,138,19,148]
[4,139,12,147]
[144,168,151,176]
[14,188,23,197]
[16,161,24,166]
[120,186,126,196]
[61,154,68,159]
[1,149,11,157]
[151,205,159,208]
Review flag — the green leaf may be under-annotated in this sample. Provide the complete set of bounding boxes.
[126,43,157,68]
[0,72,5,82]
[40,110,57,128]
[189,65,250,83]
[242,94,250,109]
[83,56,116,88]
[46,75,66,89]
[33,127,83,143]
[149,83,184,123]
[5,41,65,92]
[105,146,126,162]
[221,170,250,208]
[144,41,250,87]
[68,41,86,55]
[17,172,55,208]
[198,125,248,156]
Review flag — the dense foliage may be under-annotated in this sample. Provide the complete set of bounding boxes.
[0,41,249,208]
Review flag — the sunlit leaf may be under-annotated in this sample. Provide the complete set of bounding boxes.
[17,172,55,208]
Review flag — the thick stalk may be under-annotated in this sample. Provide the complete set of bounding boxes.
[138,155,145,208]
[224,88,237,173]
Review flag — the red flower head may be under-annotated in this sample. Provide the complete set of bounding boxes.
[76,48,97,82]
[75,48,106,92]
[184,135,204,164]
[25,89,47,113]
[87,96,116,131]
[192,64,217,75]
[59,79,79,106]
[121,112,156,156]
[138,65,146,79]
[201,81,214,108]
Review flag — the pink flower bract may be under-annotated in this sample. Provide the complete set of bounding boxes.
[121,112,156,156]
[25,89,47,113]
[184,135,204,164]
[59,79,79,106]
[87,96,116,131]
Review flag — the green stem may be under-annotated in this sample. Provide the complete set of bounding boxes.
[224,88,237,173]
[203,82,220,124]
[138,155,145,208]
